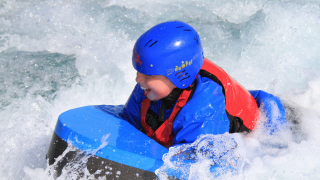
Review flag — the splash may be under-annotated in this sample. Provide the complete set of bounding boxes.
[0,0,320,179]
[36,134,111,180]
[156,133,247,180]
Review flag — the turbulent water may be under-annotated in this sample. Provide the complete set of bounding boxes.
[0,0,320,179]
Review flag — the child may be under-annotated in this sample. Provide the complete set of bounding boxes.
[120,21,260,147]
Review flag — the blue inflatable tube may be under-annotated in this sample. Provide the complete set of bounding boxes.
[47,105,168,179]
[46,90,286,179]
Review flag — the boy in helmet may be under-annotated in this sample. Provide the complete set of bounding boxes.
[120,21,260,147]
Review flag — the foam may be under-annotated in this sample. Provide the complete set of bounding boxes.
[0,0,320,179]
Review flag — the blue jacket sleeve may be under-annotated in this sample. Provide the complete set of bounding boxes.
[119,83,145,131]
[172,76,230,145]
[249,90,287,135]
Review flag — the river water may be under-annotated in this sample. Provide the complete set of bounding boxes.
[1,0,320,179]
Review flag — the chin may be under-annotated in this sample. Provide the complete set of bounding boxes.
[147,93,161,101]
[147,95,157,101]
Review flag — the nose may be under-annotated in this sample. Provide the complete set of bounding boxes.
[135,72,145,83]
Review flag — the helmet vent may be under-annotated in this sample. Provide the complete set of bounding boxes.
[183,29,191,31]
[144,39,152,47]
[180,75,190,82]
[175,70,185,76]
[149,41,158,47]
[178,72,188,79]
[175,70,190,82]
[176,26,184,28]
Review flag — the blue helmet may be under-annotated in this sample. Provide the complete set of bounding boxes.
[132,21,204,89]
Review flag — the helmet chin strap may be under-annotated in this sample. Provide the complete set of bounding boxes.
[140,88,193,147]
[140,78,198,147]
[158,88,183,123]
[159,78,198,122]
[161,88,183,108]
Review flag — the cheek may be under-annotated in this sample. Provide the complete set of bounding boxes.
[147,81,171,98]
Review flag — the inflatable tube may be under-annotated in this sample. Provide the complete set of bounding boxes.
[47,105,168,179]
[47,90,286,179]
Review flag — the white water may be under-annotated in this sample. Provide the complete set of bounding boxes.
[0,0,320,179]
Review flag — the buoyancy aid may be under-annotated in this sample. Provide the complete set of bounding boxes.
[200,58,260,131]
[140,88,193,147]
[140,58,259,147]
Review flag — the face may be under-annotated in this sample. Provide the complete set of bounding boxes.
[136,72,176,101]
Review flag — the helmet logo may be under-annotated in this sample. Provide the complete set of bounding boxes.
[166,69,174,75]
[134,51,142,66]
[175,59,193,72]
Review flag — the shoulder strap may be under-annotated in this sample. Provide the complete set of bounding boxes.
[140,89,193,147]
[140,94,153,137]
[200,58,259,130]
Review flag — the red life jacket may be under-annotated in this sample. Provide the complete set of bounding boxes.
[140,58,259,147]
